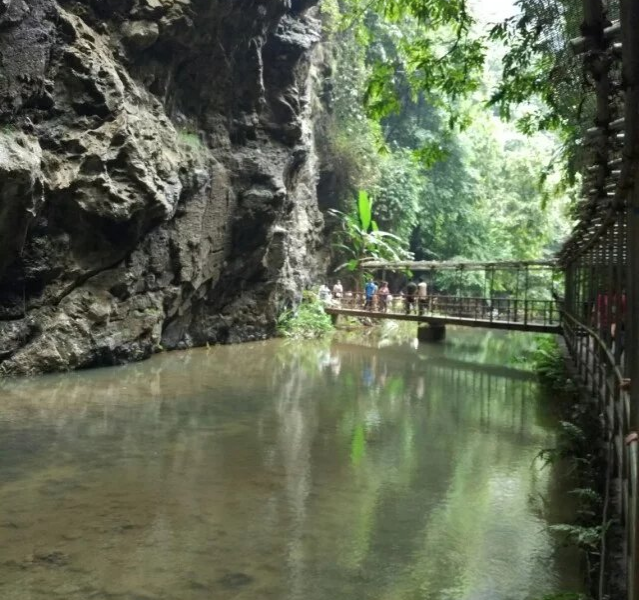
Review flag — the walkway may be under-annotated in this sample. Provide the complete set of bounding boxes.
[326,259,561,334]
[326,303,561,334]
[558,1,639,598]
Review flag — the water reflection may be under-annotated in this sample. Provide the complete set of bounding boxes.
[0,329,581,600]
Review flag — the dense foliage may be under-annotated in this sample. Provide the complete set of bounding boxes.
[320,0,576,291]
[329,190,413,277]
[488,0,591,181]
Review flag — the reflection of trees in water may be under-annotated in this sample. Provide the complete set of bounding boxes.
[272,334,573,599]
[0,332,580,600]
[267,350,319,599]
[333,324,539,369]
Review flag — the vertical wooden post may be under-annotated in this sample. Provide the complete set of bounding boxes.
[456,268,463,317]
[565,262,575,317]
[591,248,598,396]
[615,212,626,367]
[514,268,520,323]
[524,265,530,325]
[489,267,495,323]
[575,256,584,377]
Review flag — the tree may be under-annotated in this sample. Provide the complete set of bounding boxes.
[320,0,575,298]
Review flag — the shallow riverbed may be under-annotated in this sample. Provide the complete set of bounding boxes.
[0,326,582,600]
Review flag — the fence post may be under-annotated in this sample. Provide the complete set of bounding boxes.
[489,268,495,323]
[514,267,520,323]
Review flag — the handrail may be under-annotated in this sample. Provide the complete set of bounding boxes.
[560,309,625,385]
[332,294,559,327]
[560,308,638,600]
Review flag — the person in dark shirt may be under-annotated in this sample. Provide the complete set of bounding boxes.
[405,280,417,314]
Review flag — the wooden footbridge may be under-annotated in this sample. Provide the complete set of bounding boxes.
[325,259,562,336]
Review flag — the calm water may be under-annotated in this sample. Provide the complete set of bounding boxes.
[0,327,582,600]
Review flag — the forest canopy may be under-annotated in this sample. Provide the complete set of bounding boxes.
[319,0,581,278]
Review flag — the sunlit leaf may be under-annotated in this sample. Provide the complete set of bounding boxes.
[358,190,373,232]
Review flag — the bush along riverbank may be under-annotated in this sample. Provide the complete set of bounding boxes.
[531,336,607,600]
[277,292,335,340]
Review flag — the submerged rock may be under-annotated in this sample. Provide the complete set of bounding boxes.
[217,572,254,589]
[27,550,70,567]
[0,0,327,376]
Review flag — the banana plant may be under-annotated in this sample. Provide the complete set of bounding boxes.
[329,190,413,281]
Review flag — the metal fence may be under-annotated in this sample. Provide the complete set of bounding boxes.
[335,293,560,327]
[561,193,638,600]
[562,307,638,600]
[558,0,639,596]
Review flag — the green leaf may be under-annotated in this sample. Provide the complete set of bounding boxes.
[358,190,372,232]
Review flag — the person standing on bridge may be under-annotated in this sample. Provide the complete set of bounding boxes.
[364,279,378,310]
[378,281,390,312]
[405,280,417,314]
[318,283,331,304]
[332,280,343,302]
[417,278,428,315]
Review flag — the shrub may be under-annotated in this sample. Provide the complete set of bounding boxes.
[531,335,566,385]
[277,292,334,339]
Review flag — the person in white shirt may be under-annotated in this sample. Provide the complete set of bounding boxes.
[318,284,331,303]
[417,279,428,315]
[332,280,343,299]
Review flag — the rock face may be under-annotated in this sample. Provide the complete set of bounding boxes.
[0,0,327,376]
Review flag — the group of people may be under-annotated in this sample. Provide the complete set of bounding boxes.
[318,280,344,303]
[318,278,430,315]
[365,278,429,314]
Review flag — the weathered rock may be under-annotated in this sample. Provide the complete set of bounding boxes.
[0,319,37,359]
[0,0,327,376]
[0,132,43,276]
[121,20,159,50]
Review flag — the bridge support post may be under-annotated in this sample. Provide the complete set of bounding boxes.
[417,323,446,342]
[330,313,339,326]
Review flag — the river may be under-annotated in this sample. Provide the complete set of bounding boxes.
[0,326,582,600]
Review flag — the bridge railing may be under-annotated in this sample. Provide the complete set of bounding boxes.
[333,293,559,326]
[562,309,639,600]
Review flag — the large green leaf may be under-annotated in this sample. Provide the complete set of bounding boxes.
[358,190,372,232]
[335,259,361,273]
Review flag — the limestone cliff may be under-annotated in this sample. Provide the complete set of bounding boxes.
[0,0,327,376]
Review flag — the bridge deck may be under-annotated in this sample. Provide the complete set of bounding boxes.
[325,307,561,334]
